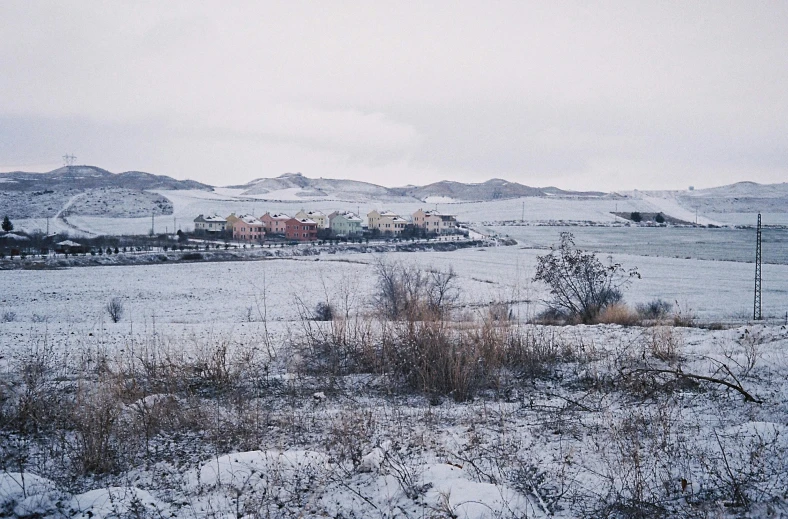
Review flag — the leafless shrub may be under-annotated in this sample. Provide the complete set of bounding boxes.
[586,403,702,519]
[732,327,763,377]
[487,301,514,322]
[313,301,334,321]
[648,326,683,363]
[383,445,431,501]
[69,382,122,475]
[1,311,16,323]
[105,297,124,323]
[8,342,65,433]
[324,408,377,470]
[504,326,567,378]
[671,301,695,327]
[702,424,788,510]
[533,232,639,324]
[636,299,673,321]
[292,312,377,378]
[372,259,458,320]
[382,320,488,401]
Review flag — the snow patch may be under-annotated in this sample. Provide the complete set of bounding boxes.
[68,487,168,519]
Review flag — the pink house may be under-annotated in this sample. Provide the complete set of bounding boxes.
[260,212,290,236]
[232,215,265,242]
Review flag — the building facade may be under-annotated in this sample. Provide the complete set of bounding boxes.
[232,215,265,242]
[367,210,407,235]
[260,212,291,236]
[328,211,363,236]
[295,210,328,229]
[412,209,458,234]
[194,214,228,234]
[285,218,318,241]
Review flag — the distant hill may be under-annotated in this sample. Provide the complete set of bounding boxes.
[0,165,211,191]
[228,172,411,202]
[0,166,208,220]
[228,173,606,202]
[395,178,606,202]
[676,182,788,214]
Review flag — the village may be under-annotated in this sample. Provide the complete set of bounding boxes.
[194,208,460,242]
[0,207,475,262]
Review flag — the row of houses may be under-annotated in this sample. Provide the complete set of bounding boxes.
[195,208,458,242]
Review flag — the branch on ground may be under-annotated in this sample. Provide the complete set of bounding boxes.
[625,366,762,404]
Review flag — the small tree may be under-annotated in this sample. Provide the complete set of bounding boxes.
[533,232,639,323]
[1,215,13,232]
[655,213,665,224]
[106,297,124,323]
[630,211,643,223]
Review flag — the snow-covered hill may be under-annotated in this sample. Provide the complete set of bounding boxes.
[229,172,408,202]
[398,178,607,202]
[4,166,788,235]
[0,165,210,191]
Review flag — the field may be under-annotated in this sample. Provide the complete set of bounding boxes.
[2,227,788,518]
[487,225,788,266]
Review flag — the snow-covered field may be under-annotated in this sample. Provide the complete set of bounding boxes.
[486,225,788,265]
[2,246,786,326]
[3,189,788,517]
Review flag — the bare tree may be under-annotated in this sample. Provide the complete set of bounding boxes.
[534,232,639,323]
[426,267,459,318]
[106,297,124,323]
[372,259,459,320]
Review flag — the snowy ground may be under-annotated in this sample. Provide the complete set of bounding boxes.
[2,191,788,517]
[2,245,786,326]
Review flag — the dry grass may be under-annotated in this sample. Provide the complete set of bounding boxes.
[596,303,641,326]
[648,326,683,363]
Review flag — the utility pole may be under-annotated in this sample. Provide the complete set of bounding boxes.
[522,201,525,222]
[754,213,762,321]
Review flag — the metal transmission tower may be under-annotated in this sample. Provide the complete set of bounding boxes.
[753,213,762,321]
[62,154,77,174]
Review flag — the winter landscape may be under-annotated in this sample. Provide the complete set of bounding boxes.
[1,165,788,519]
[4,2,788,518]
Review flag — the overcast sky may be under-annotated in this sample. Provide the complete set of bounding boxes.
[1,1,787,191]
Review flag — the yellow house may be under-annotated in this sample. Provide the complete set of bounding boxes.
[367,209,407,235]
[225,213,241,229]
[295,210,328,229]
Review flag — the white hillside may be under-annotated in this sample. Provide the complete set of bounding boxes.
[234,172,410,202]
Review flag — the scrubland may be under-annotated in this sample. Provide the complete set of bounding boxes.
[1,244,787,518]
